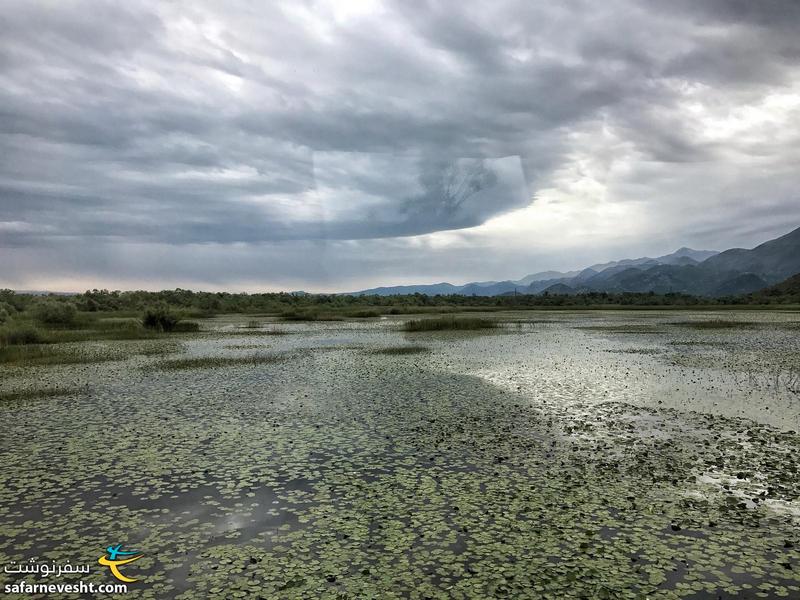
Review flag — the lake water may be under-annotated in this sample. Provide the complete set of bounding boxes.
[1,310,798,598]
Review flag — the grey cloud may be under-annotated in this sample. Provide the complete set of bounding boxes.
[666,0,800,28]
[1,0,799,289]
[312,153,528,239]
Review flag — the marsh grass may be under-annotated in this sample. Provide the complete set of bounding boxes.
[0,314,202,351]
[280,310,345,322]
[0,386,83,402]
[371,345,431,355]
[668,340,732,347]
[0,324,45,345]
[386,306,515,315]
[280,308,381,321]
[604,348,664,355]
[92,317,142,331]
[668,320,759,330]
[1,322,159,345]
[237,321,290,335]
[402,317,497,332]
[145,353,286,371]
[224,343,269,350]
[502,319,565,325]
[226,328,289,336]
[345,309,382,318]
[0,341,179,366]
[46,329,163,343]
[0,345,121,366]
[172,321,200,332]
[577,324,668,334]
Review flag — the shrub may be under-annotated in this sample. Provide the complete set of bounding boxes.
[94,318,143,331]
[0,324,45,346]
[173,321,200,333]
[180,308,214,319]
[0,290,28,312]
[32,300,77,326]
[0,301,15,318]
[142,305,179,332]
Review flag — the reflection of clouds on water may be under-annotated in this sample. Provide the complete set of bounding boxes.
[446,312,800,431]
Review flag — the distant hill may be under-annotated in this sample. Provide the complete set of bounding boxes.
[711,273,770,297]
[763,272,800,295]
[584,226,800,296]
[513,270,580,286]
[659,247,719,263]
[700,226,800,283]
[540,283,575,295]
[748,272,800,302]
[350,282,463,296]
[351,247,723,296]
[350,226,800,298]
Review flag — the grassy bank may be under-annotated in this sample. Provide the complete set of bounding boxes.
[144,353,287,371]
[403,317,497,332]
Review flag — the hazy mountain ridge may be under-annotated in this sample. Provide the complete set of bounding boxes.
[351,248,721,296]
[753,272,800,300]
[351,226,800,297]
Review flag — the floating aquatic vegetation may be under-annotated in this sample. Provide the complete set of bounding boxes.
[218,329,291,337]
[668,340,732,347]
[0,340,182,366]
[224,344,270,350]
[577,324,668,334]
[604,348,664,355]
[143,353,287,371]
[370,345,431,355]
[280,310,345,322]
[668,320,759,330]
[0,311,798,599]
[0,386,84,403]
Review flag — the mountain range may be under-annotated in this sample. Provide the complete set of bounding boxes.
[352,226,800,297]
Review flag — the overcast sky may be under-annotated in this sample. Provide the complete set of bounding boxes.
[2,0,800,292]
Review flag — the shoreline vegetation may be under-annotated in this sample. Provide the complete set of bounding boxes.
[3,285,800,320]
[2,284,796,372]
[403,316,497,331]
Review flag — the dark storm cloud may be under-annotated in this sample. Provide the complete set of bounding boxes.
[1,0,800,289]
[310,153,529,239]
[667,0,800,28]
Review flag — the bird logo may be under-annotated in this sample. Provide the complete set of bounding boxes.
[97,545,143,583]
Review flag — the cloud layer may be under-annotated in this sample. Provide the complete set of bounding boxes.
[1,0,799,290]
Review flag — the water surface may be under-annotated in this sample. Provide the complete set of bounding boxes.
[1,311,798,598]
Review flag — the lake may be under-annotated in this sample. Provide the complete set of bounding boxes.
[1,310,798,598]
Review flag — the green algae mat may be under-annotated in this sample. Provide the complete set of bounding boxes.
[1,311,799,599]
